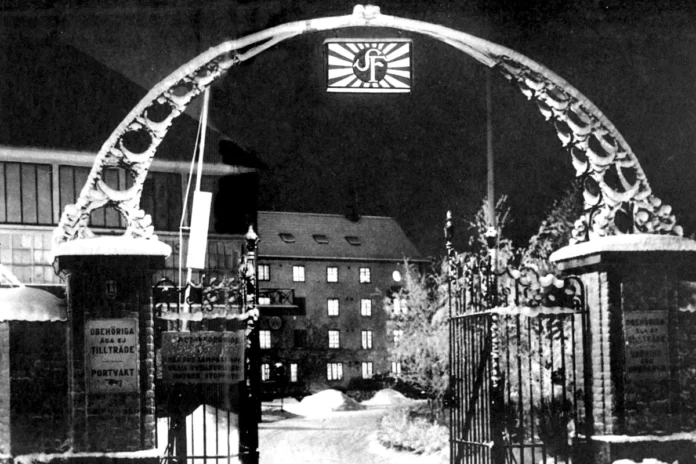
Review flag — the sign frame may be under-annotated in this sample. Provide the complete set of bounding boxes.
[161,330,245,384]
[624,310,671,382]
[325,38,413,93]
[85,318,139,394]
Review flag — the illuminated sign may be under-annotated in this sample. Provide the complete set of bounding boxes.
[325,39,412,93]
[86,319,139,393]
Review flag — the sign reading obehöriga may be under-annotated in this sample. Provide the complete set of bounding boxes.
[86,319,139,394]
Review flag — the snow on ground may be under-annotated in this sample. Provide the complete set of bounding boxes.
[362,388,411,406]
[613,460,671,464]
[156,404,239,463]
[283,389,365,416]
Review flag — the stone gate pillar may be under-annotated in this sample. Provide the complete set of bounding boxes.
[551,234,696,464]
[54,237,170,456]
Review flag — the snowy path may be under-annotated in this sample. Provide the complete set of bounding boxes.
[259,406,447,464]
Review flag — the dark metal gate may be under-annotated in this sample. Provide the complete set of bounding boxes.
[446,216,591,464]
[152,230,261,464]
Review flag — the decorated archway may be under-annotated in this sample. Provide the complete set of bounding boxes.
[51,4,681,254]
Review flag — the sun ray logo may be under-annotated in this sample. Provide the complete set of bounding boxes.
[325,39,412,93]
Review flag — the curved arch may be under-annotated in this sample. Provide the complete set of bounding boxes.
[51,4,681,253]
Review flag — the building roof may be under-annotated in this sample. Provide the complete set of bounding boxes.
[0,35,230,165]
[0,287,66,322]
[257,211,427,262]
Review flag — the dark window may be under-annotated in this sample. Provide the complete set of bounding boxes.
[60,165,131,229]
[0,162,53,225]
[313,234,329,244]
[294,330,307,348]
[280,233,295,243]
[143,171,184,232]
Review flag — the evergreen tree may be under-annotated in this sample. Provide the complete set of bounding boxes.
[385,260,449,403]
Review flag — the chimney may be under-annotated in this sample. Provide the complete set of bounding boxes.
[345,186,360,222]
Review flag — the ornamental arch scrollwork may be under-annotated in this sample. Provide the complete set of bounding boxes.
[51,4,681,255]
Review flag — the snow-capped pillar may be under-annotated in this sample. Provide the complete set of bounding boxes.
[54,237,170,456]
[551,234,696,464]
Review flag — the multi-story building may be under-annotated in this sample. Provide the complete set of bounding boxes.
[254,211,428,393]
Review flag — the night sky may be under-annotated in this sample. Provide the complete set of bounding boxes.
[3,0,696,257]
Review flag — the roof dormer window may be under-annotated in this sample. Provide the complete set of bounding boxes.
[279,233,295,243]
[313,234,329,244]
[345,236,361,246]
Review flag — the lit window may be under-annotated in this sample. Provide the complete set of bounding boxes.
[258,296,271,305]
[327,298,340,316]
[328,330,340,349]
[360,299,372,317]
[345,236,361,246]
[279,233,295,243]
[313,234,329,244]
[293,266,305,282]
[290,363,298,383]
[391,361,402,375]
[327,363,343,381]
[361,330,373,349]
[392,270,402,282]
[361,362,373,379]
[261,363,271,381]
[258,264,271,281]
[393,329,403,344]
[327,266,338,283]
[359,267,371,283]
[393,298,404,314]
[260,330,271,349]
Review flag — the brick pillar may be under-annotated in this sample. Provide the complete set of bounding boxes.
[54,237,170,454]
[0,322,9,456]
[551,234,696,464]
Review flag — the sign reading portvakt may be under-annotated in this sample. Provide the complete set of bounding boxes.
[625,310,670,381]
[325,39,412,93]
[86,319,139,393]
[161,331,245,384]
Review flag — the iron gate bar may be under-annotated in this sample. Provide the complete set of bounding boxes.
[152,251,256,464]
[446,215,591,464]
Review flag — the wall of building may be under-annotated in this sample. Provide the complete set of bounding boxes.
[0,226,243,287]
[9,321,68,454]
[0,322,9,455]
[258,257,406,389]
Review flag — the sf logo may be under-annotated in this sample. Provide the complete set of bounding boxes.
[353,48,387,83]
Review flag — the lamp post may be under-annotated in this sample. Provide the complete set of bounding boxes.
[239,226,260,464]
